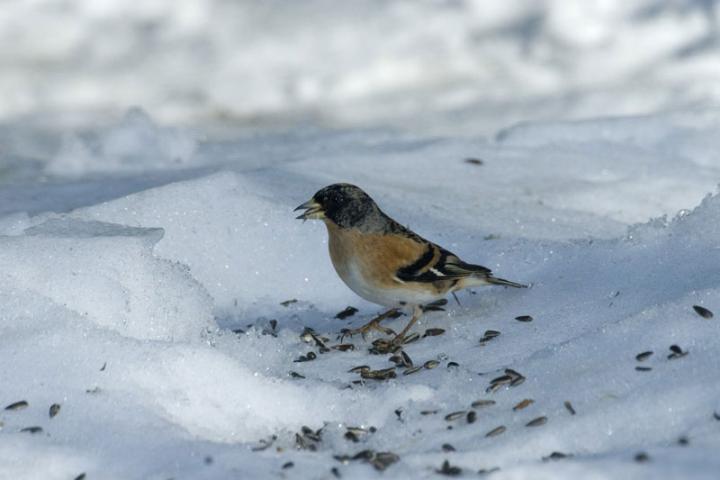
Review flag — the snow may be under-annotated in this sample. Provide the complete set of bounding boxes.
[1,1,720,479]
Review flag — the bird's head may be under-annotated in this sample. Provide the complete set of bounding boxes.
[295,183,378,228]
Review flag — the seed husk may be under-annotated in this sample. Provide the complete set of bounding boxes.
[515,315,533,322]
[49,403,61,418]
[714,411,720,421]
[447,361,459,369]
[423,328,446,337]
[349,365,370,373]
[403,366,423,376]
[478,467,501,475]
[282,462,294,469]
[442,443,456,452]
[444,411,467,421]
[636,351,653,362]
[361,368,397,381]
[436,460,462,476]
[693,305,713,319]
[280,299,298,307]
[465,158,484,165]
[421,409,439,415]
[371,452,399,471]
[490,374,512,385]
[678,436,689,446]
[510,376,526,387]
[331,466,341,478]
[424,360,440,370]
[403,332,421,344]
[635,366,652,372]
[543,452,572,461]
[401,350,413,367]
[333,343,355,352]
[634,452,650,463]
[21,426,43,434]
[467,411,477,423]
[5,400,28,411]
[471,399,496,408]
[513,399,534,411]
[335,306,359,319]
[564,401,576,415]
[252,435,277,451]
[485,425,506,437]
[526,416,548,427]
[289,371,305,379]
[74,474,86,480]
[668,345,688,359]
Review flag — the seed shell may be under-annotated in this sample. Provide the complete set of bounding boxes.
[693,305,713,319]
[526,416,548,427]
[485,425,506,437]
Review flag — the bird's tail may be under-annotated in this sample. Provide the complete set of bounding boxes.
[485,275,528,288]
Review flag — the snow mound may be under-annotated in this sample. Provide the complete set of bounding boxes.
[47,108,198,176]
[0,218,213,341]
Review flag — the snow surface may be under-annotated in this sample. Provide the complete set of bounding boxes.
[0,106,718,479]
[1,1,720,479]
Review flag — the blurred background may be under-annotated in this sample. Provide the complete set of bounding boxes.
[2,0,719,137]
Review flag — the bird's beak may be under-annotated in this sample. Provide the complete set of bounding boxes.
[294,199,325,220]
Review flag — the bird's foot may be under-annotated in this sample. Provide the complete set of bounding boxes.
[339,309,400,342]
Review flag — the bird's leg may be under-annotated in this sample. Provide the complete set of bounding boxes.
[339,308,399,341]
[391,305,423,344]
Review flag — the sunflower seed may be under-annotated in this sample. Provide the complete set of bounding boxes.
[465,158,484,165]
[401,351,413,367]
[436,460,462,476]
[282,462,294,469]
[21,426,43,434]
[485,382,504,394]
[635,366,652,372]
[471,399,496,408]
[349,365,370,373]
[403,332,421,344]
[442,443,456,452]
[543,452,572,461]
[510,376,525,387]
[331,466,341,478]
[421,409,439,415]
[74,474,86,480]
[424,360,440,370]
[403,366,423,376]
[564,401,576,415]
[335,306,359,319]
[280,299,298,307]
[49,403,61,418]
[634,452,650,463]
[693,305,713,319]
[714,411,720,421]
[444,411,466,421]
[515,315,533,322]
[668,345,688,359]
[678,436,689,446]
[371,452,399,471]
[526,416,548,427]
[294,351,317,362]
[252,435,277,451]
[478,467,501,475]
[447,361,459,369]
[636,351,653,362]
[333,343,355,352]
[513,399,534,411]
[289,371,305,379]
[485,425,506,437]
[423,328,446,337]
[100,362,107,371]
[269,319,277,331]
[467,411,477,423]
[5,400,28,411]
[490,374,512,385]
[361,368,397,381]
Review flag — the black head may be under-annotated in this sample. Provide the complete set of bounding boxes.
[295,183,381,228]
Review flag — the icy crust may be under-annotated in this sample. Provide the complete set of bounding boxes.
[0,218,213,341]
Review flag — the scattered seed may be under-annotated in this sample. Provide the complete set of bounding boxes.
[401,350,414,367]
[335,306,359,319]
[100,362,107,371]
[85,387,101,395]
[526,416,548,427]
[421,409,439,415]
[447,361,459,369]
[714,411,720,421]
[282,462,294,469]
[252,435,277,451]
[349,365,370,373]
[74,474,86,480]
[543,452,572,461]
[331,466,341,478]
[693,305,713,319]
[485,425,506,437]
[361,368,397,381]
[678,436,689,446]
[515,315,533,322]
[20,426,43,434]
[478,467,501,475]
[479,330,501,344]
[333,343,355,352]
[467,411,477,424]
[49,403,61,418]
[289,371,305,379]
[668,345,688,359]
[436,459,462,476]
[485,382,504,394]
[465,158,484,165]
[634,452,650,463]
[564,401,576,415]
[403,332,421,344]
[635,366,652,372]
[280,299,298,307]
[513,399,534,411]
[423,328,446,337]
[490,374,512,386]
[424,360,440,370]
[204,455,213,465]
[5,400,28,411]
[636,351,653,362]
[294,351,317,362]
[510,376,525,387]
[471,399,496,408]
[442,443,456,452]
[403,366,423,376]
[445,411,467,421]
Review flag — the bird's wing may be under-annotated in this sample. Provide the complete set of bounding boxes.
[394,238,491,284]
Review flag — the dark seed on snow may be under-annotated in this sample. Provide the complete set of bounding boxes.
[424,360,440,369]
[421,409,439,415]
[467,411,477,423]
[471,399,496,408]
[634,452,650,463]
[513,399,534,411]
[678,436,689,446]
[478,467,501,475]
[564,401,576,415]
[693,305,713,319]
[401,351,413,367]
[424,328,446,337]
[349,365,370,373]
[282,462,294,469]
[485,425,506,437]
[510,376,525,387]
[403,366,423,376]
[635,366,652,372]
[668,345,688,359]
[543,452,572,461]
[403,332,421,344]
[442,443,456,452]
[74,474,86,480]
[465,158,484,165]
[445,411,466,421]
[447,361,459,369]
[289,371,305,379]
[331,466,341,478]
[636,351,653,362]
[335,306,359,319]
[280,299,298,307]
[526,416,548,427]
[436,460,462,476]
[5,400,28,411]
[49,403,61,418]
[21,426,43,434]
[515,315,533,322]
[333,343,355,352]
[714,411,720,421]
[490,374,513,385]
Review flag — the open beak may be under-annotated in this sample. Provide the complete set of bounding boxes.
[294,199,324,220]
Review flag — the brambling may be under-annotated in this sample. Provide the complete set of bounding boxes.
[295,183,526,344]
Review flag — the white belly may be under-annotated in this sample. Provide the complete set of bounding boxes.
[339,260,443,307]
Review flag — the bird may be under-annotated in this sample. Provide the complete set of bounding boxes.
[295,183,526,345]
